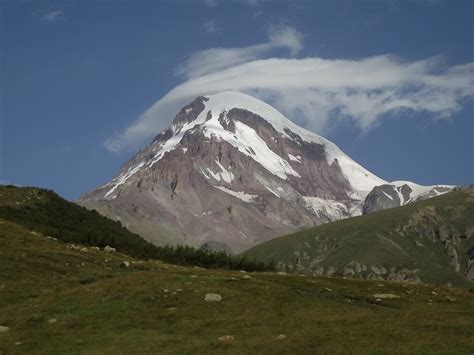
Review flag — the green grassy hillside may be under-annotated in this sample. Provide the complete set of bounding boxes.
[0,185,159,259]
[244,188,474,288]
[0,185,271,272]
[1,215,474,353]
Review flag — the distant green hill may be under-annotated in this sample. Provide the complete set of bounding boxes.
[0,185,271,271]
[244,188,474,288]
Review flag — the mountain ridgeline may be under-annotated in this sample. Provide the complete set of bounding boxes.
[243,187,474,288]
[79,92,451,253]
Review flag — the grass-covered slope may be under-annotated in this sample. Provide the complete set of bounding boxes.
[0,185,158,259]
[0,185,272,271]
[1,217,474,353]
[244,188,474,288]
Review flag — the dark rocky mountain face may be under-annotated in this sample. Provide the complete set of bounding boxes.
[79,92,452,252]
[362,183,453,214]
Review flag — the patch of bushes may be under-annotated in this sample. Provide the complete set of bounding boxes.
[27,314,45,324]
[153,245,274,272]
[79,276,97,285]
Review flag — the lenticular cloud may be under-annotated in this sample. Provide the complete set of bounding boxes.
[105,49,474,153]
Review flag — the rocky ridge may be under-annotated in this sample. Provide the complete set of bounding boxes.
[363,181,453,214]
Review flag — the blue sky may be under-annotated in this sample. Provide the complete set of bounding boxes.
[1,0,473,200]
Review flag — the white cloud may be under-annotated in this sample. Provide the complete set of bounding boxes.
[203,20,217,33]
[105,38,474,153]
[40,10,63,23]
[266,23,303,56]
[177,24,303,79]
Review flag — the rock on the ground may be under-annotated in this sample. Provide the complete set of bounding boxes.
[204,293,222,302]
[120,261,130,268]
[103,245,116,253]
[372,293,400,299]
[218,335,234,343]
[0,325,9,333]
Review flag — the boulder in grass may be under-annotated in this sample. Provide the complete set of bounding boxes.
[103,245,116,253]
[218,335,234,343]
[204,293,222,302]
[372,293,400,299]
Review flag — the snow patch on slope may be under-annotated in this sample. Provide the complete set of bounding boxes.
[104,161,145,199]
[303,196,348,220]
[213,186,257,203]
[201,109,301,180]
[264,185,281,198]
[288,154,301,163]
[391,181,454,204]
[215,161,234,183]
[204,161,234,183]
[392,184,405,204]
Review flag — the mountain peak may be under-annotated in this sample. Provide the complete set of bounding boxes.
[166,91,387,194]
[79,91,449,252]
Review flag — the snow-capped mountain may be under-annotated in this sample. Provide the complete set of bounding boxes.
[79,92,452,252]
[362,181,453,214]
